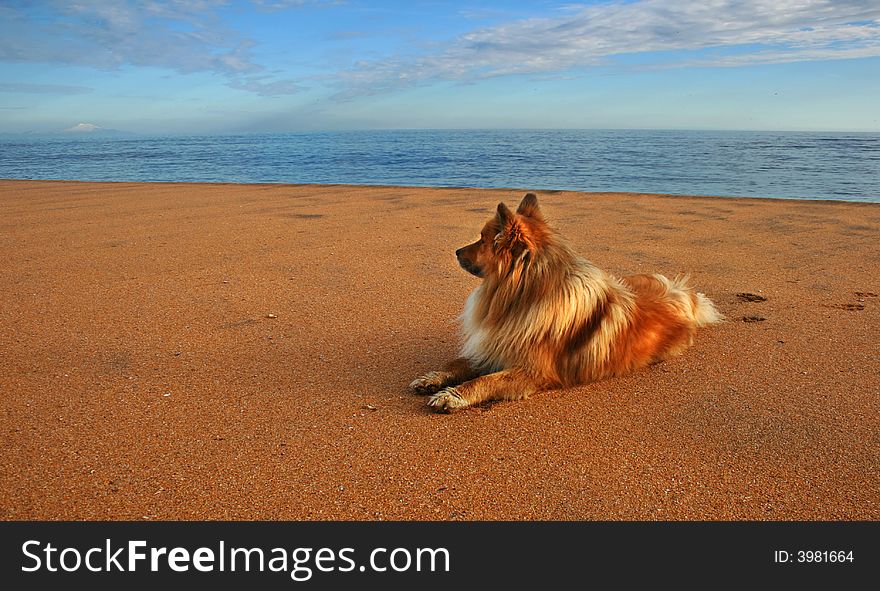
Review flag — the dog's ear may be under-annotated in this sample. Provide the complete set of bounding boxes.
[495,202,533,259]
[496,201,513,226]
[516,192,542,220]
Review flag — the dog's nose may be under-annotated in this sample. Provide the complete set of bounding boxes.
[455,247,464,258]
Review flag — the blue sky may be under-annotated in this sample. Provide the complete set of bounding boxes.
[1,0,879,133]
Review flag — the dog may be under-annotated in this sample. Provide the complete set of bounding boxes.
[410,192,722,412]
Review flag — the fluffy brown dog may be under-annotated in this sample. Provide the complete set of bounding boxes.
[410,192,722,412]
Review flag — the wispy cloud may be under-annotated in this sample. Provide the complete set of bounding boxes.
[336,0,880,98]
[0,82,94,94]
[0,0,304,95]
[228,76,302,96]
[325,30,372,41]
[251,0,337,11]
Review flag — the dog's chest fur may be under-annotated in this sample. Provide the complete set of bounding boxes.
[459,262,623,377]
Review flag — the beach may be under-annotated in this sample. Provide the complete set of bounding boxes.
[0,179,877,520]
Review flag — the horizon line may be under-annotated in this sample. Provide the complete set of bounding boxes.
[3,126,880,137]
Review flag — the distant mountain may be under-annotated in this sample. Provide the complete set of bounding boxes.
[60,122,134,136]
[1,123,135,138]
[64,123,101,133]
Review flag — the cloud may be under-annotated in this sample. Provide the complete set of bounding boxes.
[0,83,93,94]
[336,0,880,97]
[325,30,372,41]
[227,76,302,96]
[0,0,301,95]
[251,0,336,10]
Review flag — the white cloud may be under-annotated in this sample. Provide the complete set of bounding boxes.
[0,0,301,94]
[336,0,880,97]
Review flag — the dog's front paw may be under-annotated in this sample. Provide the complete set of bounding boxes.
[409,371,447,395]
[427,387,467,413]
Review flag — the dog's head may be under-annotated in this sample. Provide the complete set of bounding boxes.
[455,192,548,278]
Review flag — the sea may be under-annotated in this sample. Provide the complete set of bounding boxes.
[1,129,879,202]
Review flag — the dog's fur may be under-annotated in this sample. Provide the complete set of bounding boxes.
[410,192,722,412]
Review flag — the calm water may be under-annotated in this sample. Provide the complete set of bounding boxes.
[2,129,879,202]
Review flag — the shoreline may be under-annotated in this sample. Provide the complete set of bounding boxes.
[3,178,879,206]
[1,180,878,520]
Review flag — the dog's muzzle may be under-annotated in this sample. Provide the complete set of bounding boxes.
[456,248,482,277]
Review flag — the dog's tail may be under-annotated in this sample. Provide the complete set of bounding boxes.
[663,274,724,326]
[692,291,723,326]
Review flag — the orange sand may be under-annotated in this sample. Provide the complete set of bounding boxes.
[0,180,877,520]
